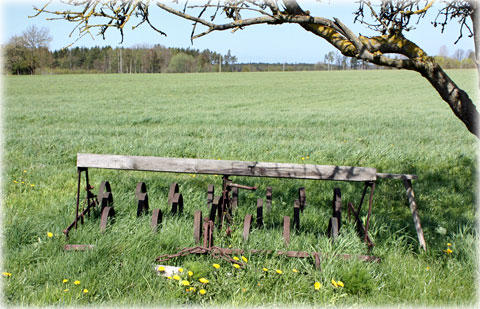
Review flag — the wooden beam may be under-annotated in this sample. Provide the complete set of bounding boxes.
[77,153,377,182]
[377,173,418,180]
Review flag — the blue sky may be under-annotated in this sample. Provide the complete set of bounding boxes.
[1,0,475,63]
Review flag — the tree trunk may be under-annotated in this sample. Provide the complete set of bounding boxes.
[420,62,478,137]
[470,8,480,88]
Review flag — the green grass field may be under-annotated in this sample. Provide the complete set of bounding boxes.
[1,70,478,306]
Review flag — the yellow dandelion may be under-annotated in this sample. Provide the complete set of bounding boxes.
[292,269,298,273]
[74,280,80,285]
[181,280,190,286]
[444,248,453,254]
[276,269,283,275]
[63,289,69,292]
[62,279,68,283]
[157,266,166,272]
[199,289,206,295]
[314,282,321,290]
[21,181,25,184]
[426,266,431,271]
[167,276,172,280]
[188,271,193,277]
[447,243,452,247]
[262,267,268,272]
[301,157,305,160]
[47,232,53,238]
[233,264,241,269]
[186,287,196,292]
[23,170,27,173]
[241,256,248,263]
[83,289,88,294]
[337,281,344,287]
[199,278,209,284]
[13,180,18,184]
[233,256,240,261]
[331,279,338,288]
[213,263,220,269]
[242,288,247,293]
[172,275,181,281]
[306,156,310,159]
[178,268,184,273]
[30,184,35,187]
[2,272,12,277]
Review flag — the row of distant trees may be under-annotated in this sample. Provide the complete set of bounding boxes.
[2,26,476,75]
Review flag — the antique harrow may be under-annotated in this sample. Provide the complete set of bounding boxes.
[63,154,426,262]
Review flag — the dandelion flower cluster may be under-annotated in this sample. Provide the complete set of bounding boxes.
[2,272,12,277]
[199,278,209,284]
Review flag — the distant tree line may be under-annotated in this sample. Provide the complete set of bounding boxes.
[2,26,476,75]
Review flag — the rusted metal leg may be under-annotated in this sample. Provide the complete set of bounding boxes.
[266,187,272,212]
[299,187,306,212]
[403,179,427,251]
[283,216,291,245]
[194,210,202,244]
[100,206,115,233]
[364,182,375,245]
[333,187,342,230]
[168,183,179,205]
[209,196,218,223]
[74,168,82,230]
[203,219,214,248]
[256,198,263,228]
[231,187,238,210]
[348,202,374,247]
[207,184,214,209]
[293,200,300,231]
[243,214,252,241]
[135,182,149,217]
[313,252,321,270]
[357,182,369,214]
[328,217,339,241]
[84,168,91,219]
[151,209,162,232]
[171,193,183,215]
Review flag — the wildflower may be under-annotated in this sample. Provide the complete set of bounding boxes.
[64,289,69,292]
[242,288,247,293]
[199,289,206,295]
[306,156,310,159]
[241,256,248,263]
[188,271,193,277]
[74,280,80,285]
[444,248,453,254]
[292,269,298,273]
[167,276,172,280]
[426,266,431,271]
[30,184,35,187]
[276,269,283,275]
[301,157,305,161]
[262,268,268,272]
[21,181,25,184]
[233,264,240,269]
[83,289,88,294]
[47,232,53,238]
[23,170,27,173]
[186,287,196,292]
[178,268,184,273]
[331,279,338,288]
[314,282,321,290]
[447,243,452,247]
[199,278,209,284]
[213,263,220,269]
[233,256,240,261]
[172,275,181,281]
[63,279,69,283]
[181,280,190,286]
[2,272,12,277]
[157,266,166,272]
[337,281,344,287]
[13,180,18,184]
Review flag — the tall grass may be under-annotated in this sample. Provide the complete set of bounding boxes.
[2,70,477,306]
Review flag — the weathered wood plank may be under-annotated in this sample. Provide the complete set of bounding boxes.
[77,153,377,182]
[376,173,418,180]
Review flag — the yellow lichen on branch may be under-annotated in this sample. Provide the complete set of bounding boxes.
[305,23,356,56]
[401,0,436,16]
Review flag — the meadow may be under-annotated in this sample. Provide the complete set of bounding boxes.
[1,70,478,306]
